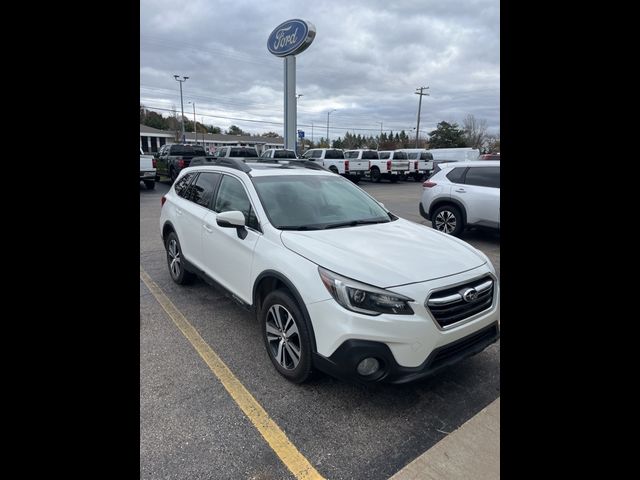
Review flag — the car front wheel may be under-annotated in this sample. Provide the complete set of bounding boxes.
[261,289,313,383]
[431,204,464,236]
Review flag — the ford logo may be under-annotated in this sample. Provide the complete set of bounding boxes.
[267,19,316,57]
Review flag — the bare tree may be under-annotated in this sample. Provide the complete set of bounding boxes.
[462,114,488,149]
[483,133,500,153]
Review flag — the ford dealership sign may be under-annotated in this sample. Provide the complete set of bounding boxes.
[267,19,316,57]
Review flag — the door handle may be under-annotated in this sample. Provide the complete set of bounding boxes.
[455,188,466,193]
[203,224,213,233]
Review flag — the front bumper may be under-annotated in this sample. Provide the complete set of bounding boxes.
[306,267,500,383]
[313,321,499,384]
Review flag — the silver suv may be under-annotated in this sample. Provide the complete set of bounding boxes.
[419,161,500,236]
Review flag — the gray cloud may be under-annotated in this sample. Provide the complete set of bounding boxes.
[140,0,499,138]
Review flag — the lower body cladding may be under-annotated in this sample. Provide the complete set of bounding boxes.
[306,267,500,384]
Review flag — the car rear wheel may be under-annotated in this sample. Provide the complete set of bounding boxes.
[144,180,155,190]
[370,167,381,182]
[165,232,194,284]
[261,289,313,383]
[431,204,464,236]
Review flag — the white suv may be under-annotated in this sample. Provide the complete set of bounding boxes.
[420,161,500,236]
[160,158,500,384]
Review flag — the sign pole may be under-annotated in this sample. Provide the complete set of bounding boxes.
[284,56,296,151]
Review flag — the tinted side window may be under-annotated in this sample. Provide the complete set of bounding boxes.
[362,151,379,160]
[344,151,356,159]
[311,150,322,159]
[421,152,433,160]
[407,152,419,159]
[174,172,195,197]
[446,167,467,184]
[214,176,259,230]
[394,151,407,159]
[189,172,221,208]
[464,167,500,188]
[325,149,344,159]
[379,152,390,159]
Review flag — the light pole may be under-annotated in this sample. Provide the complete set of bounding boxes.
[174,75,189,142]
[188,101,197,144]
[326,109,336,147]
[414,86,429,147]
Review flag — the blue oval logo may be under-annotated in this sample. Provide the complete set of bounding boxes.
[267,19,316,57]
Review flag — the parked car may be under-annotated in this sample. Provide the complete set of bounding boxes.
[376,151,410,182]
[156,144,209,183]
[159,159,500,384]
[301,148,367,183]
[396,149,434,181]
[215,146,259,159]
[260,148,298,159]
[419,161,500,236]
[139,148,157,190]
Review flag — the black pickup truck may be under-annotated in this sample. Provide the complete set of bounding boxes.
[156,144,213,183]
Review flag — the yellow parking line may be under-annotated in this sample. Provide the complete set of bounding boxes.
[140,267,325,480]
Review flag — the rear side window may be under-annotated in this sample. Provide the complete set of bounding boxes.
[464,167,500,188]
[189,172,221,208]
[421,152,433,160]
[362,151,379,159]
[393,151,408,159]
[407,152,419,159]
[344,151,356,159]
[446,167,467,184]
[274,150,296,159]
[379,152,390,159]
[324,149,344,159]
[214,176,259,230]
[174,172,195,197]
[192,146,206,156]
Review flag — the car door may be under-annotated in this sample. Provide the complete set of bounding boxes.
[457,166,500,227]
[200,174,262,303]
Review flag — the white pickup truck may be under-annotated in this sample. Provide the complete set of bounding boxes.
[397,149,434,182]
[372,150,410,183]
[140,148,157,190]
[301,148,367,183]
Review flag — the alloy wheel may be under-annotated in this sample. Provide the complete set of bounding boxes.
[167,239,181,278]
[265,304,301,370]
[434,210,457,234]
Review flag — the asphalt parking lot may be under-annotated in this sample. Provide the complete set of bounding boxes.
[140,177,500,479]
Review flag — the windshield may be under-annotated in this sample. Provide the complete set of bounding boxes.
[253,175,392,230]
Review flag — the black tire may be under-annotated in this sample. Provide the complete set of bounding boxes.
[413,172,422,182]
[389,176,398,183]
[329,166,339,174]
[144,180,155,190]
[431,204,464,236]
[165,231,194,284]
[370,167,381,183]
[350,175,360,184]
[261,289,313,383]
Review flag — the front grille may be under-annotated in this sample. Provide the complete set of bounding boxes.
[426,275,494,328]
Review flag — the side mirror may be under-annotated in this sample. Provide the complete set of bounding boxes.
[216,210,246,228]
[216,211,248,239]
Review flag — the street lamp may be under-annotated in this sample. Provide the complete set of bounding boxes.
[173,75,189,142]
[188,101,197,144]
[326,109,337,146]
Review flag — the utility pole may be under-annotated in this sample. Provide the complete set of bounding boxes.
[415,86,429,147]
[326,109,336,147]
[311,122,314,146]
[378,121,383,148]
[174,75,189,142]
[188,101,197,144]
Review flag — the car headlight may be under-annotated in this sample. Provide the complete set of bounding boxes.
[318,267,414,316]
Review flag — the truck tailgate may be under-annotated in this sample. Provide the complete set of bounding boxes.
[140,154,155,171]
[348,160,368,172]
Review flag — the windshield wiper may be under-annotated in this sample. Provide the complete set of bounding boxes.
[322,219,390,230]
[276,225,323,231]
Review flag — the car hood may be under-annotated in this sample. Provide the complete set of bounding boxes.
[280,218,486,288]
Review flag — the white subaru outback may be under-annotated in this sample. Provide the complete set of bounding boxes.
[159,158,500,384]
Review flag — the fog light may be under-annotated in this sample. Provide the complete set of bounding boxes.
[356,357,380,376]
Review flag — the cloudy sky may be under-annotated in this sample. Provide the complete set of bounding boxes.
[140,0,499,141]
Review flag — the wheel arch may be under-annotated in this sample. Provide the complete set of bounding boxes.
[429,197,467,225]
[252,270,318,353]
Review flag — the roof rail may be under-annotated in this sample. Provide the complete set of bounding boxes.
[254,159,329,171]
[189,156,252,173]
